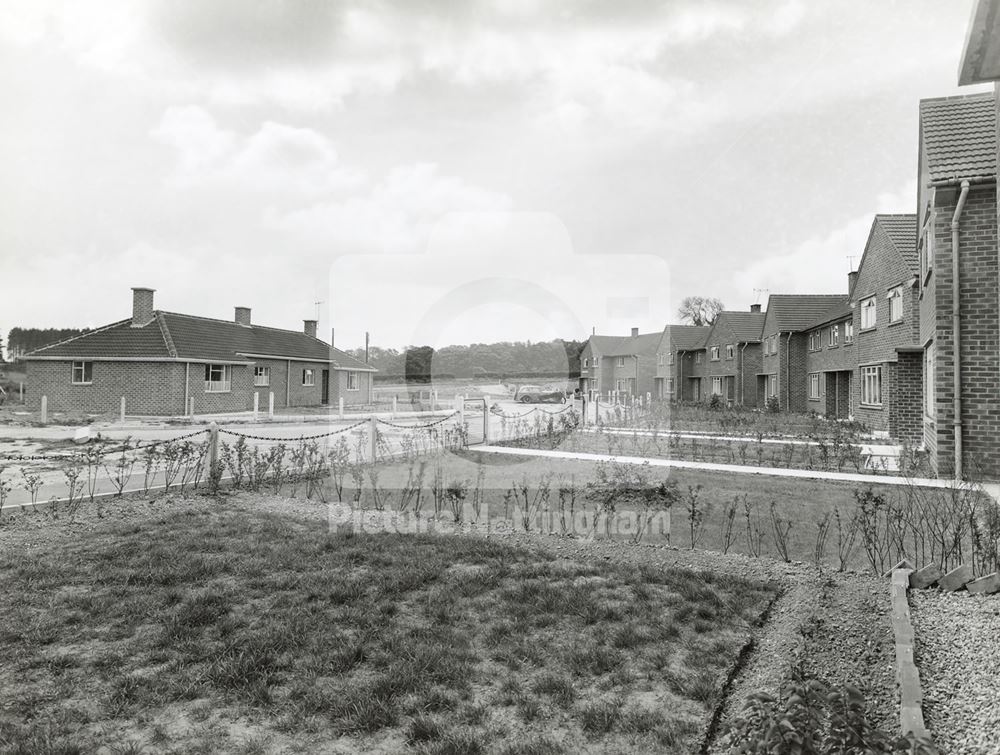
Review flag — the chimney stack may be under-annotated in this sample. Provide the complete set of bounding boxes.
[847,270,859,294]
[235,307,251,326]
[630,327,639,337]
[131,287,155,327]
[303,319,318,338]
[750,303,762,313]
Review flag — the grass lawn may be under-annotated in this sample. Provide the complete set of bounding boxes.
[353,450,909,572]
[0,503,777,754]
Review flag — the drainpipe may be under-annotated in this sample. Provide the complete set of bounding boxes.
[286,359,292,407]
[951,180,970,480]
[784,332,793,411]
[184,362,190,415]
[739,343,749,406]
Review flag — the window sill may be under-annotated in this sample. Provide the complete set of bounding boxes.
[205,390,231,394]
[859,326,876,333]
[254,383,270,388]
[888,320,904,328]
[71,382,93,386]
[859,403,882,409]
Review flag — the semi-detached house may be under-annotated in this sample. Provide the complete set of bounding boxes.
[579,328,661,400]
[653,324,710,400]
[701,306,766,407]
[25,287,375,416]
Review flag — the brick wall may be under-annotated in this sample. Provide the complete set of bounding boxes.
[27,360,187,415]
[922,183,1000,478]
[891,351,923,446]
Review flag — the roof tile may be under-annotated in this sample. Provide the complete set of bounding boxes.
[920,93,996,184]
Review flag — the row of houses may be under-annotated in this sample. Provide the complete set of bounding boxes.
[24,287,376,415]
[581,3,1000,482]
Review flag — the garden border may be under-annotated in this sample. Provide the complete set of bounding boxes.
[890,567,933,744]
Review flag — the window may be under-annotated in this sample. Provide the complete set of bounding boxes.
[667,378,674,394]
[808,373,820,400]
[593,357,599,367]
[253,366,270,386]
[695,352,702,364]
[808,332,817,351]
[668,352,675,366]
[583,358,589,368]
[303,369,315,386]
[769,374,778,397]
[888,286,903,323]
[845,320,854,343]
[712,377,723,395]
[657,353,664,366]
[861,365,882,406]
[860,296,877,329]
[71,361,93,385]
[710,346,720,361]
[347,371,359,391]
[616,378,627,392]
[919,210,935,281]
[829,324,839,347]
[205,364,231,393]
[924,344,935,417]
[617,356,626,367]
[726,344,735,360]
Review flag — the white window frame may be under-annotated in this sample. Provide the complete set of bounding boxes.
[617,356,626,367]
[71,361,93,385]
[769,374,778,397]
[695,352,702,364]
[302,368,315,386]
[861,296,877,330]
[845,320,854,343]
[667,378,674,394]
[829,324,839,347]
[726,344,735,360]
[253,366,270,386]
[924,344,935,418]
[668,352,675,366]
[861,365,882,406]
[347,371,359,391]
[205,364,232,393]
[808,373,820,400]
[710,346,720,361]
[888,286,903,323]
[712,377,723,396]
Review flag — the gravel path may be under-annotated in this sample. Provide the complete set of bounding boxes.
[911,590,1000,754]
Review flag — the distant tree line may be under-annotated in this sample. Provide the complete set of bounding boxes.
[6,327,87,362]
[347,339,586,380]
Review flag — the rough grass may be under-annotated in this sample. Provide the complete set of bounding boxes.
[0,504,776,753]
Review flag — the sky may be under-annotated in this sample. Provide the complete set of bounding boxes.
[0,0,990,351]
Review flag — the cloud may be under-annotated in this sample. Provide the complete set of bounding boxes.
[731,179,919,298]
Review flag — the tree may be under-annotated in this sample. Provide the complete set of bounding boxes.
[677,296,724,326]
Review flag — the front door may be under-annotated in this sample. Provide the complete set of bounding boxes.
[321,369,330,405]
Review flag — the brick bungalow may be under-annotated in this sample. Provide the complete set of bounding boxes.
[653,324,710,400]
[701,306,766,407]
[25,287,375,415]
[578,328,661,400]
[759,294,847,412]
[914,91,1000,478]
[846,214,921,440]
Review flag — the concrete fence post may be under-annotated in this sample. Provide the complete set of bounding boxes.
[253,392,259,420]
[268,392,274,419]
[40,395,47,425]
[369,415,378,462]
[208,422,219,470]
[188,396,194,417]
[120,396,126,423]
[19,383,23,403]
[432,390,438,411]
[482,401,490,444]
[392,395,397,418]
[339,397,345,418]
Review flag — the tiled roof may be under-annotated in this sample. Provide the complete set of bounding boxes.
[803,297,852,331]
[920,93,996,184]
[27,311,374,371]
[714,311,766,343]
[658,324,710,352]
[765,295,848,333]
[587,332,662,357]
[873,214,918,272]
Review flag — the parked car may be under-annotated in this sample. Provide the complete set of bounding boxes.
[515,384,566,403]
